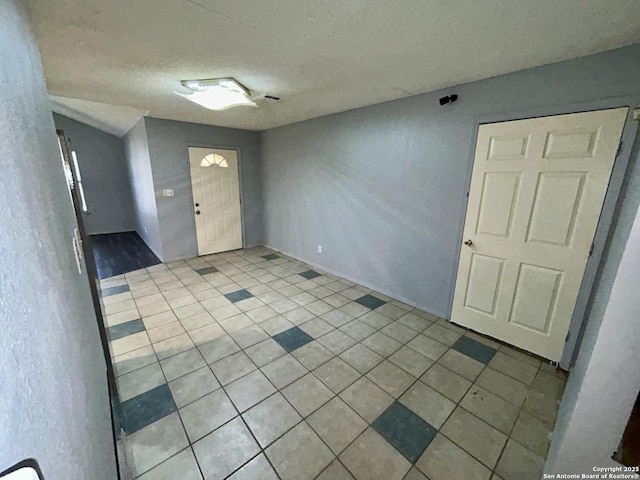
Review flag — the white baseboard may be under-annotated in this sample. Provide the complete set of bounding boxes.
[263,244,448,320]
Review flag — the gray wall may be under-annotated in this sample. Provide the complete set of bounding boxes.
[144,117,263,262]
[53,113,136,234]
[123,118,163,259]
[546,137,640,474]
[261,43,640,319]
[0,1,117,478]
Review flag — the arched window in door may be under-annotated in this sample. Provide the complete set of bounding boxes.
[200,153,229,168]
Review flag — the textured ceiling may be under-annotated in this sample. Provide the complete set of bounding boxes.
[30,0,640,134]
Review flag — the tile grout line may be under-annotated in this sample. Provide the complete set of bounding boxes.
[489,358,547,478]
[414,349,551,478]
[119,266,214,479]
[115,272,377,384]
[126,250,268,479]
[105,248,559,480]
[123,266,375,477]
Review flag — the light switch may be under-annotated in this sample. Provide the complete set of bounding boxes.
[162,189,174,197]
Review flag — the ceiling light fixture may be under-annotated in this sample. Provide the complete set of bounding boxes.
[176,78,257,111]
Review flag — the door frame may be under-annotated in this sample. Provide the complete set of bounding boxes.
[57,130,123,478]
[186,144,246,253]
[447,96,640,370]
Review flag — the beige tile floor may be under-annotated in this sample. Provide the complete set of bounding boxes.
[100,246,567,480]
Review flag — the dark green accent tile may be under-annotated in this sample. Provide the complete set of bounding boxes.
[299,270,321,280]
[355,294,387,310]
[225,289,254,303]
[107,318,145,341]
[273,326,314,352]
[102,285,130,296]
[452,336,496,365]
[196,266,219,276]
[121,384,176,434]
[372,401,437,463]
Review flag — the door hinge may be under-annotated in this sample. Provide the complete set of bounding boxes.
[589,243,595,256]
[565,332,570,343]
[616,141,623,157]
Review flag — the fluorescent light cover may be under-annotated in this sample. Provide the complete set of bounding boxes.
[177,90,257,110]
[177,78,257,111]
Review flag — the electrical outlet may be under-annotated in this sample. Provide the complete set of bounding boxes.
[317,245,322,254]
[162,189,174,197]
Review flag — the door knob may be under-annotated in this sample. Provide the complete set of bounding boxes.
[195,210,201,215]
[463,239,473,246]
[195,202,200,207]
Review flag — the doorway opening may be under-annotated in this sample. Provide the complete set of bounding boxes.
[91,231,162,279]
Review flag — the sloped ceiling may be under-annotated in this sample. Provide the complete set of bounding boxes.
[30,0,640,132]
[50,96,147,137]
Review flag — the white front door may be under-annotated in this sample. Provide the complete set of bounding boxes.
[452,108,627,361]
[188,147,243,255]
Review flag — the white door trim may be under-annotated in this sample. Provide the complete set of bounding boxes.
[446,98,640,369]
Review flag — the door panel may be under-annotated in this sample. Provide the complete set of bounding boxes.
[452,108,627,361]
[543,128,599,159]
[526,172,586,246]
[508,263,562,333]
[476,173,521,237]
[464,253,504,316]
[188,147,243,255]
[487,134,531,160]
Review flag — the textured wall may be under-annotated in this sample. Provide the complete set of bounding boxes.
[123,118,163,259]
[53,113,136,234]
[546,138,640,473]
[0,0,117,478]
[261,43,640,319]
[144,117,263,262]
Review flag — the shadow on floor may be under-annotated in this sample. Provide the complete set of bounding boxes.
[91,231,161,279]
[101,247,567,480]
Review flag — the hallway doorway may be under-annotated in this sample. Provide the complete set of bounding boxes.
[91,231,162,279]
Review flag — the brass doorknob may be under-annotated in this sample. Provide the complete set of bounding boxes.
[463,239,473,246]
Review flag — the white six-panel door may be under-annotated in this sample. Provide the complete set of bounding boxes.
[452,108,627,361]
[188,147,243,255]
